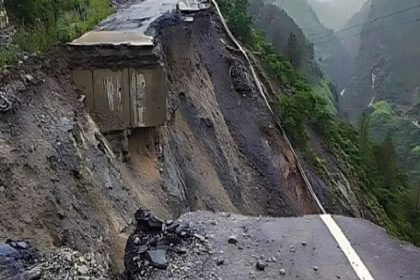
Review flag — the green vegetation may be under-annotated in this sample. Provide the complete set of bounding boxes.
[217,0,420,245]
[0,44,20,66]
[369,101,420,182]
[411,146,420,158]
[0,0,113,66]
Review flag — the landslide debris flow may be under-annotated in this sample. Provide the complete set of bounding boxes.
[122,211,361,280]
[0,3,328,279]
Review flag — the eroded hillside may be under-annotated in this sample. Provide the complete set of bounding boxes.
[0,3,324,274]
[1,0,419,278]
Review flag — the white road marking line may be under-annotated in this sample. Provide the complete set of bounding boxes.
[321,214,374,280]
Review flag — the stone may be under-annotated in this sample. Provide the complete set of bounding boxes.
[16,242,28,249]
[313,266,319,271]
[24,74,34,82]
[77,265,88,275]
[280,268,286,275]
[216,258,224,266]
[301,241,307,246]
[228,235,238,245]
[194,233,205,242]
[134,237,141,245]
[177,247,188,255]
[256,260,266,271]
[146,249,168,269]
[135,209,163,231]
[21,266,42,280]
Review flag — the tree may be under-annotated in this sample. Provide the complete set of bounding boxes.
[358,112,370,162]
[375,134,399,187]
[415,181,420,210]
[286,32,302,68]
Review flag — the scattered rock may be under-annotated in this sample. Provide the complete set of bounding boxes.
[16,242,28,249]
[216,257,224,266]
[301,241,307,246]
[228,235,238,245]
[0,92,12,112]
[146,249,168,270]
[313,266,319,271]
[125,209,200,279]
[24,74,34,83]
[193,233,206,242]
[39,247,109,279]
[280,268,286,275]
[256,260,266,271]
[77,265,89,275]
[135,209,164,231]
[21,266,42,279]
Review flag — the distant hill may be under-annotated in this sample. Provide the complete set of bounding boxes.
[266,0,352,93]
[306,0,367,31]
[342,0,420,183]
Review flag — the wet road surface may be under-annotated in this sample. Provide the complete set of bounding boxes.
[153,212,420,280]
[97,0,178,34]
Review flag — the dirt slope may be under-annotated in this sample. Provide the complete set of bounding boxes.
[0,54,174,269]
[159,11,318,217]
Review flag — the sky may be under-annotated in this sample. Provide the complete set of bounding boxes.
[307,0,367,30]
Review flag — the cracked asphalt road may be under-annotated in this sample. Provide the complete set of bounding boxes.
[97,0,178,34]
[148,212,420,280]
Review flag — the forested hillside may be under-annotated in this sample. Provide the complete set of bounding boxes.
[342,0,420,191]
[265,0,352,95]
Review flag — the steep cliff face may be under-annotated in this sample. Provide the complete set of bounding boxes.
[343,0,420,182]
[158,12,319,217]
[248,0,321,82]
[266,0,352,93]
[344,0,420,119]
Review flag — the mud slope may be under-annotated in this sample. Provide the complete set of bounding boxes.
[159,11,318,217]
[0,55,175,268]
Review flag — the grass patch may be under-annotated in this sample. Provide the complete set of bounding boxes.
[1,0,113,64]
[0,44,20,66]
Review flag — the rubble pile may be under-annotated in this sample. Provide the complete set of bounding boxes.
[0,239,111,280]
[38,248,110,280]
[124,209,212,279]
[0,240,40,280]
